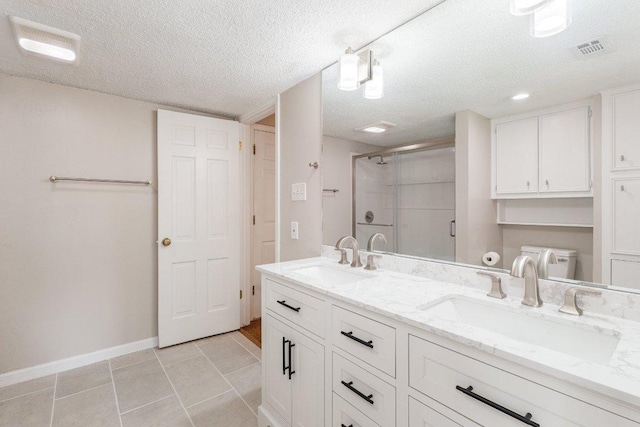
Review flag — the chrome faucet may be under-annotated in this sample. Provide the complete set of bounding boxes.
[335,236,363,268]
[367,233,387,252]
[510,255,543,307]
[537,248,558,279]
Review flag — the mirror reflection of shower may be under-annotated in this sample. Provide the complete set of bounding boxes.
[353,143,456,261]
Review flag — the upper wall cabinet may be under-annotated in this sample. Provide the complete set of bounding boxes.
[613,90,640,170]
[492,100,592,199]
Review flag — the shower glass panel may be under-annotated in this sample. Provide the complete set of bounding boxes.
[353,146,455,261]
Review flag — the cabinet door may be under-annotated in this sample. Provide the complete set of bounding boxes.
[614,90,640,170]
[611,259,640,290]
[409,396,478,427]
[264,314,292,425]
[291,330,324,427]
[495,118,538,195]
[613,178,640,255]
[539,107,591,193]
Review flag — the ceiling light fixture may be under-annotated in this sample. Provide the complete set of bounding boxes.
[510,0,554,16]
[512,93,530,100]
[363,59,384,100]
[356,121,396,134]
[530,0,572,38]
[9,16,80,65]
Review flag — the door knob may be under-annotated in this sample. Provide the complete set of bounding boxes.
[162,238,172,246]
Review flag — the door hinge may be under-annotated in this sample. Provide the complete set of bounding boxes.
[253,144,256,155]
[240,290,243,299]
[238,140,243,150]
[252,285,255,296]
[252,215,256,225]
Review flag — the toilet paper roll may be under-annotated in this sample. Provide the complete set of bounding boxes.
[482,251,501,267]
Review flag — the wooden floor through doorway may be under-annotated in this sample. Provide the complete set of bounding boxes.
[239,318,261,348]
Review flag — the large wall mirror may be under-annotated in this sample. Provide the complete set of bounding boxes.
[321,0,640,292]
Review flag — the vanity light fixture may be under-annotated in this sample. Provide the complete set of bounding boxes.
[530,0,572,38]
[338,47,373,92]
[363,59,384,100]
[510,0,554,16]
[9,16,80,65]
[356,121,396,134]
[512,93,530,100]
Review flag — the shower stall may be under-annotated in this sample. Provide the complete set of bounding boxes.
[352,141,456,261]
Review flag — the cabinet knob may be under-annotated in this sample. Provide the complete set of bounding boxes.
[162,238,172,246]
[621,185,625,192]
[545,180,549,187]
[526,181,530,188]
[621,154,625,161]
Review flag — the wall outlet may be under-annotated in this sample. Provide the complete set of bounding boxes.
[291,221,299,239]
[291,182,306,201]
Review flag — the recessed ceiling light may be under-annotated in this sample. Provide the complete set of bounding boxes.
[512,93,530,100]
[356,121,397,134]
[9,16,81,65]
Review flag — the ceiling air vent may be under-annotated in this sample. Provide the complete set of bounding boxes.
[9,16,80,65]
[570,36,612,59]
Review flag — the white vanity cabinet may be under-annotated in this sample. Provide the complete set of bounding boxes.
[492,101,592,199]
[612,89,640,170]
[258,271,640,427]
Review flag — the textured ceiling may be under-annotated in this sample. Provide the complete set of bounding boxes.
[0,0,444,119]
[323,0,640,146]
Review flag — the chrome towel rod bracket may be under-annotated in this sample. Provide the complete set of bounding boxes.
[50,176,152,186]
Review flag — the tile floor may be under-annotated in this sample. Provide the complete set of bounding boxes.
[0,331,261,427]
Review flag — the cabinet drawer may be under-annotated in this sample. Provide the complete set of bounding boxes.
[409,336,637,427]
[333,393,380,427]
[611,259,640,290]
[265,278,324,338]
[409,396,479,427]
[333,353,396,427]
[332,306,396,377]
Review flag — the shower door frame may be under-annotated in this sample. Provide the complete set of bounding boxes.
[351,136,455,250]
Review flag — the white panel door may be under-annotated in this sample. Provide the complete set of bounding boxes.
[495,118,539,195]
[251,128,276,320]
[613,89,640,170]
[291,329,324,427]
[539,107,590,193]
[157,109,240,347]
[264,314,293,425]
[613,178,640,255]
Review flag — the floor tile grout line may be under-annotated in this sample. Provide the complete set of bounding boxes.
[195,343,258,418]
[110,351,156,372]
[153,348,196,427]
[108,359,124,427]
[223,360,261,377]
[49,373,57,427]
[0,385,55,404]
[53,381,114,402]
[156,352,203,369]
[183,388,235,410]
[229,333,262,361]
[118,394,175,416]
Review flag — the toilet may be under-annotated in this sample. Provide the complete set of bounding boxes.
[520,245,578,279]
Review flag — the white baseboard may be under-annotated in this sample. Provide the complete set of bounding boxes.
[0,336,158,388]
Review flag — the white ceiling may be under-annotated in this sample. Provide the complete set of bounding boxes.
[323,0,640,146]
[0,0,444,119]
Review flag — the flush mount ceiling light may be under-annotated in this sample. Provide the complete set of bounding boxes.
[9,16,80,65]
[356,121,396,134]
[338,47,384,99]
[530,0,572,38]
[512,93,530,100]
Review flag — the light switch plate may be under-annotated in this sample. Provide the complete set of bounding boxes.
[291,221,299,239]
[291,182,306,201]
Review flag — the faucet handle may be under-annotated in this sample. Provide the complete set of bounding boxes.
[476,271,506,299]
[559,287,601,316]
[364,253,382,271]
[335,248,349,265]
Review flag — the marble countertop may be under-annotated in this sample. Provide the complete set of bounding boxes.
[257,257,640,410]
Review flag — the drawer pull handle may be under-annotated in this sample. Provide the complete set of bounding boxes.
[341,425,353,427]
[341,380,374,405]
[341,331,374,348]
[456,386,539,427]
[277,300,301,312]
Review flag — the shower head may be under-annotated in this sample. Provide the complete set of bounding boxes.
[366,155,387,165]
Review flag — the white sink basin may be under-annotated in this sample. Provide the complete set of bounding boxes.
[290,264,375,285]
[420,296,620,364]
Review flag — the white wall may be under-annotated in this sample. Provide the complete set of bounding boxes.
[278,74,323,261]
[322,136,378,246]
[0,75,210,374]
[455,110,503,267]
